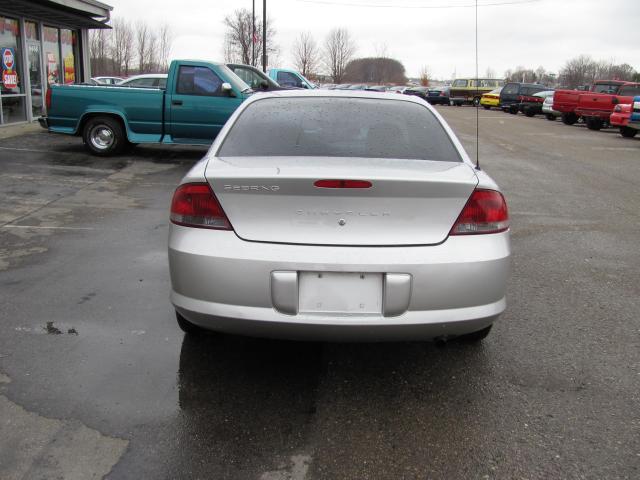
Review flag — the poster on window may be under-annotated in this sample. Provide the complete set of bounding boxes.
[2,47,18,91]
[46,52,59,85]
[63,53,75,84]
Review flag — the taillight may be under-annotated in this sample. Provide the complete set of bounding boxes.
[450,189,509,235]
[46,87,52,111]
[170,183,232,230]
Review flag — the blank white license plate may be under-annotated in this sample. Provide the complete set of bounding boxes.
[298,272,382,314]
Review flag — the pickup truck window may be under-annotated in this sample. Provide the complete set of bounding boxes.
[232,66,264,89]
[593,84,619,94]
[177,66,223,96]
[277,71,303,88]
[127,78,157,88]
[619,86,640,97]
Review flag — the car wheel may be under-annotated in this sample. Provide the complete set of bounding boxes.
[509,105,518,114]
[586,117,603,131]
[545,114,556,121]
[561,113,578,125]
[82,116,127,156]
[620,126,637,138]
[483,105,490,110]
[457,325,492,343]
[524,108,536,117]
[176,311,209,336]
[473,97,480,106]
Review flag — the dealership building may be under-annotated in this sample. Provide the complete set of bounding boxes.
[0,0,111,125]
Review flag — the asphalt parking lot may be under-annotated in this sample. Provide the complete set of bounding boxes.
[1,107,639,480]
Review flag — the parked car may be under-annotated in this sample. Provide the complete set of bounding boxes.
[574,83,640,130]
[365,85,388,92]
[542,93,561,120]
[39,60,251,156]
[403,86,429,100]
[330,84,352,90]
[499,82,547,114]
[267,68,316,89]
[387,85,408,94]
[168,90,510,342]
[92,76,124,85]
[119,73,168,89]
[553,80,631,125]
[449,78,503,106]
[609,103,636,137]
[480,88,502,109]
[227,63,287,91]
[628,96,640,132]
[346,84,368,90]
[520,90,555,117]
[425,86,450,105]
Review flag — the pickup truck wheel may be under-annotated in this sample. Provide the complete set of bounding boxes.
[562,113,578,125]
[524,108,536,117]
[586,118,603,131]
[509,105,518,114]
[620,126,638,138]
[83,116,127,156]
[545,114,556,121]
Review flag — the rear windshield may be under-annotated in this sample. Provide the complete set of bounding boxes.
[218,97,461,162]
[593,83,620,94]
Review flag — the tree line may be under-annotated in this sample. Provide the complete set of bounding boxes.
[90,18,172,77]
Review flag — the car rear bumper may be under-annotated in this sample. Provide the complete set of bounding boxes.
[169,226,511,341]
[38,116,48,129]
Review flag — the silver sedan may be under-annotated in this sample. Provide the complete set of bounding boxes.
[168,90,510,341]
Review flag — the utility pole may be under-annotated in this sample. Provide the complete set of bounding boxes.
[252,0,255,66]
[262,0,267,72]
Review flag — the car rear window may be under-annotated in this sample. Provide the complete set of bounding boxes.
[218,97,462,162]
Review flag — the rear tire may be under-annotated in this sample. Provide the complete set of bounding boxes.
[473,97,480,106]
[545,113,556,121]
[524,108,536,117]
[457,325,492,343]
[620,126,638,138]
[509,105,518,114]
[561,112,578,125]
[82,115,127,156]
[176,311,209,336]
[586,117,603,131]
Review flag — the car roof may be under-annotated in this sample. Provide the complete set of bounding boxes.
[244,89,433,106]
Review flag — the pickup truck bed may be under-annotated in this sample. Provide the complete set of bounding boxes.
[575,83,640,130]
[42,60,251,156]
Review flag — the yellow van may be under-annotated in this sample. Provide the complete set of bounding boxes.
[449,78,504,106]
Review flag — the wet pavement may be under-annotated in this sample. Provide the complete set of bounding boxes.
[0,109,639,479]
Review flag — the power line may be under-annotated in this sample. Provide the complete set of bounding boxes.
[296,0,541,8]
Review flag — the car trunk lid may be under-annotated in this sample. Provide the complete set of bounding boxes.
[206,156,478,246]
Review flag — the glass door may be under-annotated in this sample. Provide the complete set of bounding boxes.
[26,21,43,118]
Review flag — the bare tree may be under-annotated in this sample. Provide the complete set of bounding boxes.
[223,8,277,68]
[558,55,595,88]
[324,28,356,84]
[89,29,112,76]
[110,17,133,76]
[292,32,319,77]
[136,20,149,73]
[158,23,173,71]
[419,65,431,86]
[145,30,158,71]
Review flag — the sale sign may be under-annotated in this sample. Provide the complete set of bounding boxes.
[2,47,18,90]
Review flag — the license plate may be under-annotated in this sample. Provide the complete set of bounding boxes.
[298,272,382,314]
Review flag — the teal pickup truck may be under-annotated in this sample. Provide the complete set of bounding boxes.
[40,60,252,156]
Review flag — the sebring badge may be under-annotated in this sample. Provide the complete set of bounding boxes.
[223,185,280,192]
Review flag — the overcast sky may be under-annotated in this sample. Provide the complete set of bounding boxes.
[105,0,640,79]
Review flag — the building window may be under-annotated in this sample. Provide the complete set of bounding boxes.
[1,15,27,123]
[43,26,61,86]
[61,29,76,84]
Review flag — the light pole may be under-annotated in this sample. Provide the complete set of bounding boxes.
[252,0,255,66]
[262,0,267,72]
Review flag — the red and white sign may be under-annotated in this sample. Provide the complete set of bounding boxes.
[3,71,17,89]
[2,48,14,70]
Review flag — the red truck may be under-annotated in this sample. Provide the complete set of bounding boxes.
[553,80,629,125]
[575,82,640,130]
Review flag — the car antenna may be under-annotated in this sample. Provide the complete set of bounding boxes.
[475,0,480,170]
